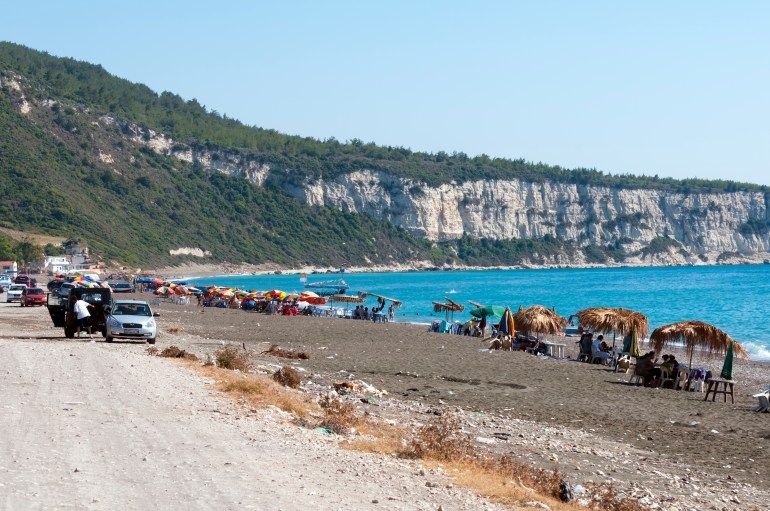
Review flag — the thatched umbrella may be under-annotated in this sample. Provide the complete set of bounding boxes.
[514,305,567,338]
[649,320,748,371]
[575,307,649,348]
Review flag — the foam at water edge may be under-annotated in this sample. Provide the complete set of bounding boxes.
[742,341,770,362]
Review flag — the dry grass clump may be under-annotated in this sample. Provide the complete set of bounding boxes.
[273,366,302,388]
[584,484,650,511]
[318,395,363,435]
[166,325,184,334]
[262,344,309,360]
[159,345,198,361]
[146,346,159,356]
[214,345,251,371]
[196,364,317,419]
[405,414,474,461]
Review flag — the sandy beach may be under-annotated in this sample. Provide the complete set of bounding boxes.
[3,292,769,510]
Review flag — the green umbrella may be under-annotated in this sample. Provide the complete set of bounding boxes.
[622,330,642,358]
[719,342,734,380]
[470,306,506,319]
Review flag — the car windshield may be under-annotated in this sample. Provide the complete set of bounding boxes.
[10,285,25,291]
[27,288,44,294]
[113,303,151,317]
[81,292,105,304]
[113,283,130,288]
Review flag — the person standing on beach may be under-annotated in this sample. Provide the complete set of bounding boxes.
[73,298,93,338]
[388,303,394,321]
[479,317,487,337]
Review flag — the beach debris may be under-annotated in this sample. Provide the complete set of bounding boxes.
[333,379,387,397]
[262,344,309,360]
[272,366,301,388]
[158,345,198,360]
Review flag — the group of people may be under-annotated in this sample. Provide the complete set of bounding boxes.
[577,331,613,362]
[352,304,395,322]
[634,352,682,387]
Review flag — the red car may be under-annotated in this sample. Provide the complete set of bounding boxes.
[21,287,46,307]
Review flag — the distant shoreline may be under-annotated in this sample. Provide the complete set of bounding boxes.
[155,258,770,281]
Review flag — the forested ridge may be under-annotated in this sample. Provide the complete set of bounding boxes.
[1,42,764,193]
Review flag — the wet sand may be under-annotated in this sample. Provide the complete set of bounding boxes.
[151,300,770,490]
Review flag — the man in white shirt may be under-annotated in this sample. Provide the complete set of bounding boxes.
[73,298,93,338]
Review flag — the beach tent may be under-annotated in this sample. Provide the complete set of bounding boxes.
[514,305,565,337]
[650,320,747,371]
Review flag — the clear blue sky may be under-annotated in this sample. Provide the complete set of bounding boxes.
[4,1,769,184]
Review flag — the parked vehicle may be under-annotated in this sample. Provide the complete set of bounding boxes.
[21,287,46,306]
[110,282,136,293]
[0,275,11,290]
[14,274,36,287]
[6,284,27,302]
[47,287,112,337]
[105,300,158,344]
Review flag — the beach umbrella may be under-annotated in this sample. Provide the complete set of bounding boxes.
[514,305,566,337]
[719,342,735,380]
[470,305,505,319]
[650,320,748,370]
[576,307,649,348]
[498,307,516,336]
[621,331,642,358]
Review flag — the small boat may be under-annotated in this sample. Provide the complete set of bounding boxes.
[304,279,349,296]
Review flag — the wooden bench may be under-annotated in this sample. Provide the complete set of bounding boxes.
[704,378,735,404]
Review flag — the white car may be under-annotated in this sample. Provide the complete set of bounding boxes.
[105,299,158,344]
[6,284,27,302]
[0,275,11,290]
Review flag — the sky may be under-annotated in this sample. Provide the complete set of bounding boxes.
[3,1,769,184]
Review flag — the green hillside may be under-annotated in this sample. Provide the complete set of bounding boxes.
[0,82,430,266]
[0,42,764,194]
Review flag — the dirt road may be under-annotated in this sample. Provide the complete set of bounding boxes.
[0,303,501,510]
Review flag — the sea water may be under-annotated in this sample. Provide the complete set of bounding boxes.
[188,265,770,361]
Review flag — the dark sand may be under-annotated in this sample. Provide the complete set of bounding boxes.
[152,300,770,489]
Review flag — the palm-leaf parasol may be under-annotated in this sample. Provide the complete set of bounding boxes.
[650,320,747,371]
[576,307,649,339]
[514,305,566,337]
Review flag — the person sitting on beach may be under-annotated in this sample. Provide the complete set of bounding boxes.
[591,335,611,363]
[635,351,657,386]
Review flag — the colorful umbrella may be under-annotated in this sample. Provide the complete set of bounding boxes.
[470,305,505,319]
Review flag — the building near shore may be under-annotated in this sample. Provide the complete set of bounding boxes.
[43,255,71,274]
[1,260,18,273]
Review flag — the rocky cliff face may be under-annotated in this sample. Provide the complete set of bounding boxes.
[116,117,770,265]
[282,170,770,265]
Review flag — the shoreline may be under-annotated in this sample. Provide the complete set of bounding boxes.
[155,258,770,281]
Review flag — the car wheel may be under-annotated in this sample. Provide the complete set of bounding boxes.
[147,338,156,345]
[105,336,113,343]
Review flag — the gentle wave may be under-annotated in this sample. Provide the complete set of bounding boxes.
[742,341,770,362]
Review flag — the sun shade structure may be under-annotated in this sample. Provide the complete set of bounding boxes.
[576,307,649,338]
[650,320,747,358]
[432,298,464,313]
[514,305,566,336]
[470,305,506,319]
[330,295,365,303]
[358,291,402,307]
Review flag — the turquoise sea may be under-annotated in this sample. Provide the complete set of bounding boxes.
[188,265,770,360]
